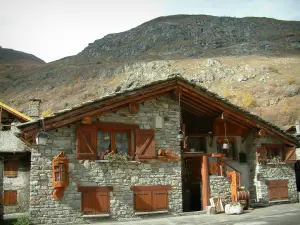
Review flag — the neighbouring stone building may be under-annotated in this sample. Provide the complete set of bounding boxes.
[0,102,32,214]
[16,76,299,224]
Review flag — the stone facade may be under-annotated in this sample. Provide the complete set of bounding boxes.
[0,161,3,220]
[3,159,30,214]
[27,99,41,119]
[29,96,182,224]
[248,133,298,204]
[0,123,30,215]
[209,175,231,205]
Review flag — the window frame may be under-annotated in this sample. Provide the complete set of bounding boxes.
[264,144,285,161]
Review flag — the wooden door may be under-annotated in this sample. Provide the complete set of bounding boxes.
[152,191,168,211]
[268,180,288,201]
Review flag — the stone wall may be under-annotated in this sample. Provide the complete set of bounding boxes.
[209,176,231,205]
[29,96,182,224]
[0,125,27,152]
[3,159,30,214]
[248,133,298,203]
[0,161,3,220]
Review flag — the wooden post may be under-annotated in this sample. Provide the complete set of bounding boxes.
[201,155,210,209]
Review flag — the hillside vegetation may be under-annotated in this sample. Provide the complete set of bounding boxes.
[1,15,300,129]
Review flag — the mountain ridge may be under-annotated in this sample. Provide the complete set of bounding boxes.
[1,14,300,129]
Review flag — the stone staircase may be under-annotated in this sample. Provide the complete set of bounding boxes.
[209,175,232,205]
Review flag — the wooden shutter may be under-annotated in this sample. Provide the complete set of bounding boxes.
[95,192,110,214]
[135,129,155,161]
[267,180,288,201]
[134,191,151,212]
[256,147,266,163]
[82,192,95,215]
[3,191,17,206]
[152,191,168,211]
[76,126,98,160]
[284,147,296,163]
[4,160,18,177]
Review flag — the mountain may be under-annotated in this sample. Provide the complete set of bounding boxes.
[0,46,45,64]
[1,15,300,129]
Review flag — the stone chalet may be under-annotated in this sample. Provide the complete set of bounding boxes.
[15,76,299,224]
[0,102,33,218]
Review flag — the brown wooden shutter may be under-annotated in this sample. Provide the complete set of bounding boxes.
[76,126,98,160]
[82,192,95,215]
[95,192,110,214]
[4,160,18,177]
[135,129,155,161]
[3,191,17,206]
[134,191,151,212]
[284,147,296,163]
[267,180,288,201]
[256,147,266,163]
[152,191,168,211]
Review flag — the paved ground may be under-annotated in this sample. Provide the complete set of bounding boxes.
[87,203,300,225]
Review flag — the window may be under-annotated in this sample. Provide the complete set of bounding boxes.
[266,180,288,201]
[78,186,113,215]
[4,160,18,177]
[3,190,17,206]
[54,163,67,182]
[217,138,237,160]
[131,185,171,212]
[76,122,155,161]
[256,145,296,163]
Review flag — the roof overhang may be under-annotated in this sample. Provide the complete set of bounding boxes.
[17,76,299,146]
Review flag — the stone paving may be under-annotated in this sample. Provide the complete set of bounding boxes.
[84,203,300,225]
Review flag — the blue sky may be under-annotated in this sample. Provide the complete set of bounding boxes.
[1,0,299,62]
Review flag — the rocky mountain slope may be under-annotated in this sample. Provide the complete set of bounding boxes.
[1,15,300,129]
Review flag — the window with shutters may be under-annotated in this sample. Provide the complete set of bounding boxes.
[3,190,17,206]
[256,144,296,164]
[266,180,288,201]
[76,122,155,161]
[131,185,171,212]
[78,186,113,215]
[4,160,18,177]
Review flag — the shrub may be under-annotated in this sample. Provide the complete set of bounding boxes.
[13,217,31,225]
[269,66,279,74]
[41,109,53,117]
[288,78,296,85]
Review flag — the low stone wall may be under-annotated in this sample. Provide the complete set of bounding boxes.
[29,96,183,224]
[255,163,298,203]
[209,176,232,205]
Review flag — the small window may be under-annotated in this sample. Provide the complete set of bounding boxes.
[131,185,171,212]
[3,190,17,206]
[78,186,113,215]
[4,160,18,177]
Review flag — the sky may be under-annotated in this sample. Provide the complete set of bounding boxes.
[1,0,300,63]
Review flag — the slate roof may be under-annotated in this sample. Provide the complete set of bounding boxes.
[17,75,299,145]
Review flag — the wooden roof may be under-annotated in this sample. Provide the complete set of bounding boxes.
[17,76,298,146]
[0,102,32,122]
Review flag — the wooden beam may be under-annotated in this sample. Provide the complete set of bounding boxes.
[129,102,139,114]
[201,155,210,210]
[21,82,177,137]
[178,81,296,145]
[181,96,218,116]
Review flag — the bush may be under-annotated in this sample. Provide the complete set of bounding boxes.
[13,217,31,225]
[41,109,53,117]
[269,66,279,74]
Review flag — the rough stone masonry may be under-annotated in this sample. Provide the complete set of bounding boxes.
[29,96,183,224]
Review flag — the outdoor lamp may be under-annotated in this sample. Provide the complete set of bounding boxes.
[177,130,185,142]
[36,131,50,146]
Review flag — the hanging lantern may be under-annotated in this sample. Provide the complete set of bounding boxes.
[35,131,50,146]
[222,138,230,150]
[177,130,185,142]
